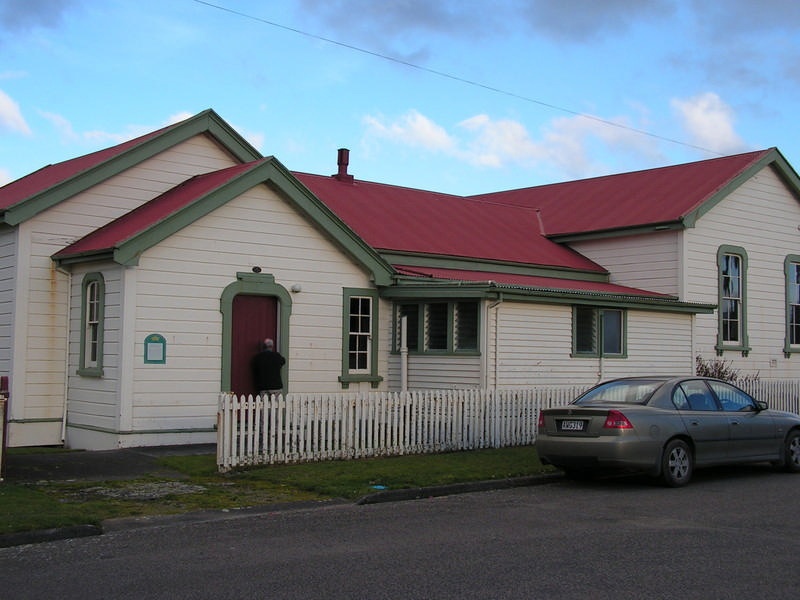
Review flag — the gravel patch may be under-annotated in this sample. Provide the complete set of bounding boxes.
[70,481,207,501]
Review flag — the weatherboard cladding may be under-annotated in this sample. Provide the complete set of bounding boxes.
[53,159,270,259]
[0,127,167,211]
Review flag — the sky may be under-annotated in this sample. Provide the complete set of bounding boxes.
[1,0,800,196]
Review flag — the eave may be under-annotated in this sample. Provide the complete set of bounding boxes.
[52,158,395,287]
[1,109,262,227]
[382,274,715,315]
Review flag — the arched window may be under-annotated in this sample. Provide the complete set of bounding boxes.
[716,246,749,356]
[78,272,105,377]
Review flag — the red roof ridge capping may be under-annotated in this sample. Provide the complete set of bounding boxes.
[393,265,675,298]
[0,120,185,211]
[292,169,467,200]
[54,158,270,258]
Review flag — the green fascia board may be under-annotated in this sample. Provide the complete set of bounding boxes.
[379,251,610,282]
[383,280,715,314]
[68,158,394,286]
[681,148,790,228]
[264,160,395,287]
[549,148,800,239]
[549,222,683,243]
[3,109,262,226]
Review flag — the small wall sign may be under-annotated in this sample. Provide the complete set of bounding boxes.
[144,334,166,364]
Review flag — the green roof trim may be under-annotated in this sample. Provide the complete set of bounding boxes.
[3,109,262,226]
[682,148,800,228]
[380,251,610,282]
[56,157,395,287]
[381,280,715,314]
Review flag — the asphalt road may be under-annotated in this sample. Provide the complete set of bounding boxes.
[2,465,798,600]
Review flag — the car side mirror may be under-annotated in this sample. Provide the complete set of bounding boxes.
[755,400,768,412]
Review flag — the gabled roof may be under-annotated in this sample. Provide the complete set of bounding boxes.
[470,148,800,239]
[22,109,791,313]
[53,157,395,286]
[0,109,262,226]
[293,172,605,274]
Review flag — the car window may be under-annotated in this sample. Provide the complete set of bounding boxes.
[575,380,662,405]
[707,380,756,412]
[672,387,689,410]
[675,380,719,411]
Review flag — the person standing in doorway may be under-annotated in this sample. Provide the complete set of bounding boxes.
[251,338,285,398]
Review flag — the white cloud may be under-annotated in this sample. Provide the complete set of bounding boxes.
[39,110,78,140]
[363,110,455,152]
[38,111,209,148]
[0,89,31,135]
[363,109,660,179]
[0,167,11,187]
[167,111,194,125]
[458,114,545,167]
[671,92,748,154]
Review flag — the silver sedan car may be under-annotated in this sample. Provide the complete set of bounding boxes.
[536,376,800,486]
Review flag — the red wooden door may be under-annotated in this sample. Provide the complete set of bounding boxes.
[231,295,278,397]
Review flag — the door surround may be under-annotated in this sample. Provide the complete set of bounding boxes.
[220,272,292,392]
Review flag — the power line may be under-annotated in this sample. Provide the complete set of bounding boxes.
[191,0,721,156]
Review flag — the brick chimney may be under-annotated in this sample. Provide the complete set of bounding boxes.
[333,148,354,183]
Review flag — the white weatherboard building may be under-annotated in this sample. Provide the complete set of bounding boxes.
[1,109,797,450]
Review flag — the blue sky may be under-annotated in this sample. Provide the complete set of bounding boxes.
[1,0,799,195]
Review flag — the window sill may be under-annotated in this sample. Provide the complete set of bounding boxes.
[715,345,750,357]
[338,374,383,389]
[77,367,104,378]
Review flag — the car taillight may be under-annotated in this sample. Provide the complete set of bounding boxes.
[537,411,545,428]
[603,410,633,429]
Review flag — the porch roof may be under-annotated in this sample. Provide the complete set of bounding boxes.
[389,265,715,313]
[393,265,670,297]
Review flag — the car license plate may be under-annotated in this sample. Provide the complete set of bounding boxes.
[559,419,586,432]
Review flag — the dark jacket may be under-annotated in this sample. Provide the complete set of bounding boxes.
[251,349,286,392]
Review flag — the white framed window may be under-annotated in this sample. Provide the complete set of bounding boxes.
[348,295,372,373]
[340,288,382,389]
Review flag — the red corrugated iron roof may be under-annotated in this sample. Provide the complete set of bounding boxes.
[0,124,174,211]
[469,149,774,236]
[293,172,605,273]
[54,159,268,258]
[393,265,672,298]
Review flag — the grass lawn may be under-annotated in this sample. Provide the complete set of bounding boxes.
[1,446,554,535]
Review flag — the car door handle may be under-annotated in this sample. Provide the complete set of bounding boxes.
[730,420,740,426]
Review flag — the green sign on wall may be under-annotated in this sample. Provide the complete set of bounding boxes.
[144,334,166,364]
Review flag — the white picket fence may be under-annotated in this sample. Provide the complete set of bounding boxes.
[216,380,800,471]
[216,387,583,471]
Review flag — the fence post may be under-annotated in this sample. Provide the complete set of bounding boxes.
[0,395,6,481]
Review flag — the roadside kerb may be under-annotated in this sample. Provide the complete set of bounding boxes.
[0,472,564,548]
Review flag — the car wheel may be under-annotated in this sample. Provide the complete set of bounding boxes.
[661,439,692,487]
[783,430,800,473]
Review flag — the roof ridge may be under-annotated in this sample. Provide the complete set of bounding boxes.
[468,148,773,198]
